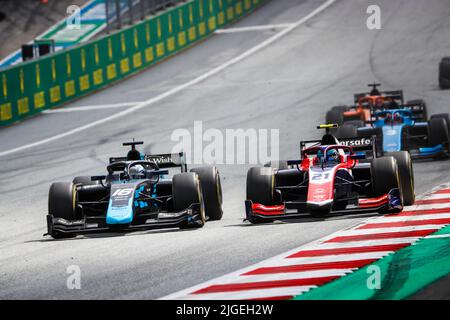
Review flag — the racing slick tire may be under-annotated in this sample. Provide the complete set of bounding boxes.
[430,113,450,136]
[439,58,450,89]
[173,173,205,229]
[371,157,402,213]
[73,176,97,185]
[190,166,223,221]
[428,117,450,156]
[246,167,275,224]
[335,124,358,139]
[385,151,415,205]
[264,160,289,170]
[406,99,428,121]
[326,109,344,127]
[48,182,77,239]
[343,120,365,128]
[331,106,349,112]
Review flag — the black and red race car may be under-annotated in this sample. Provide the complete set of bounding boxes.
[245,124,415,224]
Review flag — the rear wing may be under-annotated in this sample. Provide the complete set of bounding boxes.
[353,90,404,105]
[300,136,377,161]
[400,102,427,121]
[109,152,187,172]
[338,137,376,159]
[145,152,187,172]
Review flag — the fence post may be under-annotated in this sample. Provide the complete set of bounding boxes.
[115,0,122,29]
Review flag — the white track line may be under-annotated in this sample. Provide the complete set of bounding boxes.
[162,184,450,299]
[424,193,450,200]
[404,203,450,210]
[424,234,450,239]
[43,102,140,113]
[364,213,450,223]
[222,269,354,284]
[0,0,337,158]
[215,24,294,33]
[256,252,392,268]
[331,225,443,236]
[179,286,316,300]
[295,237,420,250]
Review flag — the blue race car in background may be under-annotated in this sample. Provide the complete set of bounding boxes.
[355,109,450,159]
[46,141,223,239]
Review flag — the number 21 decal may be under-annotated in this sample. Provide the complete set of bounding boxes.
[311,173,330,181]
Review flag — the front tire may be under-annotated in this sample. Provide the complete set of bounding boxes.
[190,166,223,221]
[246,167,275,224]
[173,173,205,229]
[73,176,97,185]
[428,117,450,157]
[386,151,415,205]
[439,58,450,89]
[430,113,450,136]
[371,157,402,213]
[48,182,77,239]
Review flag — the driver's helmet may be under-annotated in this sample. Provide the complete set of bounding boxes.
[326,149,340,163]
[314,149,325,164]
[129,164,146,179]
[374,97,384,109]
[393,112,403,124]
[383,112,393,124]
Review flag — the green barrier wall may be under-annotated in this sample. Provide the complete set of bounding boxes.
[0,0,267,126]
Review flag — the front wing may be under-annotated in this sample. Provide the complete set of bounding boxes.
[245,189,402,223]
[46,203,203,236]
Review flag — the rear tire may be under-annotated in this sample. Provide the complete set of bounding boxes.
[386,151,415,205]
[343,120,365,128]
[331,106,349,112]
[326,109,344,127]
[264,160,289,170]
[335,124,358,139]
[173,173,205,229]
[48,182,77,239]
[190,167,223,221]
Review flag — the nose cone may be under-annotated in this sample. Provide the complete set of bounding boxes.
[106,206,134,225]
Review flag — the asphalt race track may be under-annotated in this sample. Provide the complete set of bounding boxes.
[0,0,450,299]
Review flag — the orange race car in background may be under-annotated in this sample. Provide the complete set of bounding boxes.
[325,83,428,129]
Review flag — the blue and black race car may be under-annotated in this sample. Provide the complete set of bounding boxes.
[45,141,223,239]
[354,109,450,159]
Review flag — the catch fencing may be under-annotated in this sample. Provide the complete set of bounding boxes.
[0,0,267,126]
